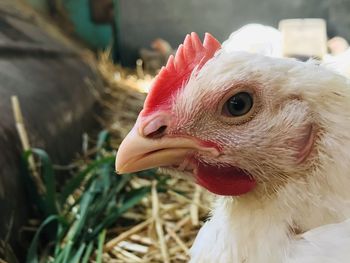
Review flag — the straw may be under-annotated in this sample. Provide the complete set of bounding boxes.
[11,96,45,194]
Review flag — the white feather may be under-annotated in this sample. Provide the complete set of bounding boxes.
[287,219,350,263]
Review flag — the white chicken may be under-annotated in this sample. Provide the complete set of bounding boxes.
[116,29,350,263]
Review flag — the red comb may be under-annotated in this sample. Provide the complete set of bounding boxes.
[142,32,221,115]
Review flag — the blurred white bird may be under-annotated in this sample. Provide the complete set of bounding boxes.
[222,23,283,57]
[323,48,350,78]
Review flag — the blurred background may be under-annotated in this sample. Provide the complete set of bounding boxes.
[14,0,350,65]
[0,0,349,262]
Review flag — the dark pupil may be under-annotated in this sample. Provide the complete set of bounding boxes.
[227,92,252,116]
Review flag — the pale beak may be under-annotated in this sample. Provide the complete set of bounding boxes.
[115,125,219,174]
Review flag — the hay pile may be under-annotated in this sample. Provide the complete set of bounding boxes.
[95,53,214,263]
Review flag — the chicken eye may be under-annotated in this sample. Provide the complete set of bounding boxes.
[224,92,253,117]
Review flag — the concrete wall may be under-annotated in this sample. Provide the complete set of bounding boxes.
[118,0,350,66]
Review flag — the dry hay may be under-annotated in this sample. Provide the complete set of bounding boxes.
[94,52,214,262]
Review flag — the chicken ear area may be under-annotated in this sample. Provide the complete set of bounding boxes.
[193,161,256,196]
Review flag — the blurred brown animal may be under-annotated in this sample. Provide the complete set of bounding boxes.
[139,38,174,74]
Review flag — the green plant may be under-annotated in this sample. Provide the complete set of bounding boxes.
[23,130,156,263]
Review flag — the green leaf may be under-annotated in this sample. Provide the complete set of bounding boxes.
[114,174,132,193]
[59,156,115,203]
[54,223,68,257]
[21,150,46,217]
[72,180,99,241]
[96,229,106,263]
[64,188,94,244]
[26,215,59,263]
[86,185,118,222]
[32,148,58,216]
[70,243,86,263]
[81,242,94,263]
[61,240,73,263]
[96,130,110,151]
[89,186,150,238]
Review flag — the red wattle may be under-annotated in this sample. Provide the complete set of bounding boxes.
[195,162,256,196]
